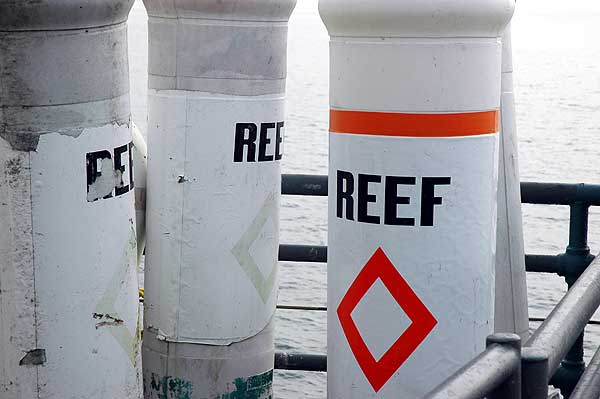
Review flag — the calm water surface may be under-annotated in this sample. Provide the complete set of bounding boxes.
[128,1,600,397]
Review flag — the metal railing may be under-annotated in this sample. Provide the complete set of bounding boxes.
[274,174,600,398]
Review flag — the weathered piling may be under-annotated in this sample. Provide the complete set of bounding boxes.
[0,1,141,397]
[141,1,296,397]
[320,0,515,396]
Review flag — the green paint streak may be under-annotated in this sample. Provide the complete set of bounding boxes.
[147,373,193,399]
[215,370,273,399]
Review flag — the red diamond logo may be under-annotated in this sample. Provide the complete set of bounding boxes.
[337,247,438,392]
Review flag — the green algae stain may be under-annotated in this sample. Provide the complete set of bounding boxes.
[144,370,272,399]
[146,373,193,399]
[215,370,273,399]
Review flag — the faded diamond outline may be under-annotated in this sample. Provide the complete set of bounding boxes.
[231,191,278,303]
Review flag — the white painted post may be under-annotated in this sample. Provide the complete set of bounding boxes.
[0,2,141,398]
[495,24,530,341]
[320,0,515,397]
[141,1,296,397]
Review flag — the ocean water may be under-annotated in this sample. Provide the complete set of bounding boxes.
[127,1,600,397]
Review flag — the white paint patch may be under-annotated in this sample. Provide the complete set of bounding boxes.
[328,133,499,398]
[87,157,123,202]
[144,90,284,344]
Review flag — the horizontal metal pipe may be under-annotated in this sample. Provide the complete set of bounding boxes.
[569,344,600,399]
[281,174,328,196]
[525,254,562,274]
[281,175,600,205]
[276,304,600,328]
[425,345,521,399]
[520,182,600,206]
[279,245,563,275]
[274,352,327,372]
[277,305,327,311]
[529,317,600,326]
[279,244,327,263]
[526,255,600,376]
[275,305,600,328]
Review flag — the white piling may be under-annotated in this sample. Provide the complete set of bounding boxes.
[141,1,296,397]
[495,24,530,341]
[320,0,515,397]
[0,1,141,397]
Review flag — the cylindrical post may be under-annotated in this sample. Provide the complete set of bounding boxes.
[320,0,515,396]
[487,334,522,399]
[521,348,549,399]
[495,23,530,341]
[0,2,141,397]
[141,1,296,397]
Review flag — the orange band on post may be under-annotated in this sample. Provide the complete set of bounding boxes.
[330,109,499,137]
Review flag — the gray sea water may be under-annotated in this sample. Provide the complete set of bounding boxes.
[127,1,600,397]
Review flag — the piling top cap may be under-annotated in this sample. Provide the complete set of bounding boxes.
[319,0,515,38]
[143,0,297,22]
[0,0,134,31]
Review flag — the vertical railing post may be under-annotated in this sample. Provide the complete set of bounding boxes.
[521,348,549,399]
[488,334,522,399]
[553,202,592,396]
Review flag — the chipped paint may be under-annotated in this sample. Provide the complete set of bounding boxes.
[93,313,124,329]
[1,21,131,152]
[19,349,46,366]
[86,157,123,201]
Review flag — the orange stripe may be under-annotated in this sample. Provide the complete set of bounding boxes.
[330,109,499,137]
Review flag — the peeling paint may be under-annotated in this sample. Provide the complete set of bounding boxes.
[87,157,122,202]
[93,313,124,329]
[0,119,131,153]
[0,20,131,152]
